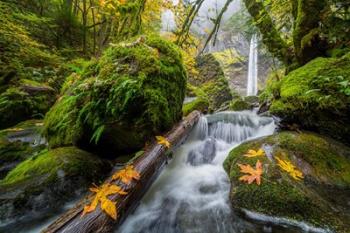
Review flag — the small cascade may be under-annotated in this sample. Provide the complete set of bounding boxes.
[192,116,208,140]
[117,111,276,233]
[247,34,258,96]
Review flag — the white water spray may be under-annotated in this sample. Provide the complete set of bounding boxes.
[117,111,276,233]
[247,34,258,96]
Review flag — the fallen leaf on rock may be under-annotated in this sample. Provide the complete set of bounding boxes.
[238,160,263,185]
[275,156,304,180]
[244,148,265,158]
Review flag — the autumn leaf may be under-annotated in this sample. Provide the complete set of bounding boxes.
[238,160,263,185]
[112,165,140,184]
[156,136,171,148]
[100,196,117,220]
[275,156,304,180]
[82,183,127,219]
[244,148,265,158]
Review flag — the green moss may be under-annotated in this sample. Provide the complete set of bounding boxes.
[229,98,251,111]
[267,54,350,143]
[0,120,44,164]
[224,131,350,231]
[44,35,186,154]
[188,54,233,112]
[182,97,209,116]
[212,49,245,74]
[0,147,107,186]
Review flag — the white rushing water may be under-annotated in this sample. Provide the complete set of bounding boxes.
[117,111,276,233]
[247,34,258,96]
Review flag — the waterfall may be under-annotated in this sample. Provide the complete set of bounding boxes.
[247,34,258,96]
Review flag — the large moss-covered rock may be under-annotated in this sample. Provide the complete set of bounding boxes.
[187,54,233,112]
[224,131,350,232]
[262,54,350,143]
[0,81,56,129]
[43,36,186,154]
[0,147,111,224]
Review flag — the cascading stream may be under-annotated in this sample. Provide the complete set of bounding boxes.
[117,111,277,233]
[247,34,258,96]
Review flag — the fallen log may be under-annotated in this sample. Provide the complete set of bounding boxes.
[42,110,201,233]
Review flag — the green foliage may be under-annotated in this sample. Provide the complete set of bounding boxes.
[229,98,251,111]
[44,35,186,153]
[190,54,234,112]
[182,97,209,116]
[0,2,60,73]
[0,87,55,129]
[266,53,350,143]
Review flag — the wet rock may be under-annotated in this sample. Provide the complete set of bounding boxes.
[224,131,350,232]
[187,138,216,166]
[0,147,111,226]
[0,120,46,179]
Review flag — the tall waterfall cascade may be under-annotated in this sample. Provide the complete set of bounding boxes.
[247,34,258,96]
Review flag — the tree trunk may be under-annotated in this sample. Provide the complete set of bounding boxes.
[293,0,329,65]
[42,110,201,233]
[243,0,294,65]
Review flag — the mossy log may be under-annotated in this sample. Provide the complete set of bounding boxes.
[42,110,201,233]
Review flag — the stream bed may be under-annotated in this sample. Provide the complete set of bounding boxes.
[116,111,323,233]
[6,111,333,233]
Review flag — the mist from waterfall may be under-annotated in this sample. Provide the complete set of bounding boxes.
[247,34,258,96]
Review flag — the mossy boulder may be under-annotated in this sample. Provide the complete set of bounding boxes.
[0,147,111,224]
[262,54,350,144]
[187,54,233,112]
[0,81,56,129]
[229,96,259,111]
[224,131,350,232]
[182,97,209,116]
[43,35,186,154]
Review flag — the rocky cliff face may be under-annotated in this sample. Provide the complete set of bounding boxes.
[212,47,273,96]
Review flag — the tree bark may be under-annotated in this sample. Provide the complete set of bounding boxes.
[243,0,294,65]
[42,110,201,233]
[292,0,329,65]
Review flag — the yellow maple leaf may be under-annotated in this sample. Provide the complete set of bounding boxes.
[238,160,263,185]
[275,156,304,180]
[100,196,117,220]
[244,148,265,158]
[112,165,140,184]
[82,183,127,219]
[156,136,171,148]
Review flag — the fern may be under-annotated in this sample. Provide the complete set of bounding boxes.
[90,125,105,145]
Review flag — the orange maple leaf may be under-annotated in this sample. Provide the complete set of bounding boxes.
[82,183,127,220]
[112,165,140,184]
[237,160,263,185]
